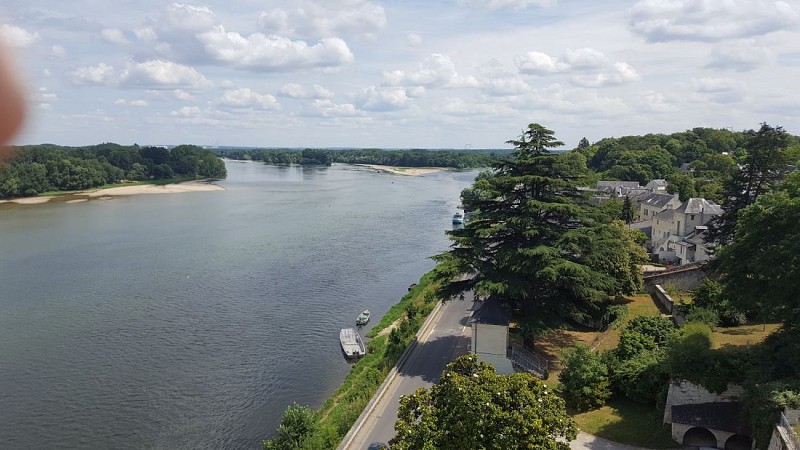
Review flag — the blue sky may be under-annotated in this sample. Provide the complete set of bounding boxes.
[1,0,798,149]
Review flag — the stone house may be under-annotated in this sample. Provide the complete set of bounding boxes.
[639,192,682,222]
[651,198,722,262]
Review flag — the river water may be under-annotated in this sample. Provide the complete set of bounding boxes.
[0,161,477,449]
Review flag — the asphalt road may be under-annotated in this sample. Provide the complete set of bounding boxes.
[341,293,476,449]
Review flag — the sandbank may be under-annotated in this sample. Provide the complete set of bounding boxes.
[0,181,224,206]
[354,164,447,176]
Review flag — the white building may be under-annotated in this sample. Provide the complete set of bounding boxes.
[651,198,722,262]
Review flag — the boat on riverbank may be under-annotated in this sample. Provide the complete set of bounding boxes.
[340,328,366,359]
[452,210,464,224]
[356,310,370,326]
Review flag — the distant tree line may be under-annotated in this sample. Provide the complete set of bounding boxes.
[575,126,800,203]
[0,143,226,199]
[216,148,511,169]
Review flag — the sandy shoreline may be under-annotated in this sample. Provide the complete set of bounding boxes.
[354,164,447,176]
[0,181,224,206]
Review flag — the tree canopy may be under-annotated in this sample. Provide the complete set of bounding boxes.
[434,123,647,326]
[715,171,800,320]
[390,354,576,450]
[0,143,226,199]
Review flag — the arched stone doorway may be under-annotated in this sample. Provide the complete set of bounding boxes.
[725,433,753,450]
[683,426,717,447]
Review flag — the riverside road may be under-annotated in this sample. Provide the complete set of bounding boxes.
[340,293,476,449]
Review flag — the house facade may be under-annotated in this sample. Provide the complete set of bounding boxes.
[651,198,722,262]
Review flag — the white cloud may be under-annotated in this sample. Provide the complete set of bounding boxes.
[216,88,281,109]
[51,45,67,58]
[72,63,116,85]
[114,98,149,107]
[439,97,516,116]
[629,0,800,42]
[515,51,568,74]
[173,89,193,100]
[120,60,212,89]
[384,54,479,89]
[480,74,531,96]
[707,40,772,71]
[354,86,408,111]
[102,28,129,45]
[310,99,362,117]
[279,83,333,99]
[459,0,555,10]
[135,27,158,41]
[197,27,354,71]
[637,90,678,113]
[570,62,640,87]
[691,77,748,103]
[35,87,58,109]
[406,33,423,46]
[1,24,39,48]
[563,48,609,69]
[257,1,387,38]
[164,3,216,32]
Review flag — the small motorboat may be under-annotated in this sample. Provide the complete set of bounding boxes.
[356,309,370,326]
[340,328,366,358]
[452,211,464,224]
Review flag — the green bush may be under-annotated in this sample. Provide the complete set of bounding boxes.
[684,306,719,327]
[263,403,317,450]
[616,330,657,360]
[624,316,676,347]
[558,345,612,411]
[691,279,747,327]
[601,304,629,330]
[608,350,669,404]
[666,323,713,387]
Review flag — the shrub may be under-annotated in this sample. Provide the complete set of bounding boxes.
[558,345,611,411]
[691,278,747,327]
[609,350,669,404]
[666,323,712,386]
[263,403,317,450]
[616,330,657,360]
[601,304,629,330]
[624,315,676,347]
[684,306,719,327]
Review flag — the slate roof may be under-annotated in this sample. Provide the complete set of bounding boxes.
[671,402,747,434]
[597,181,641,191]
[640,193,678,208]
[675,198,723,215]
[654,208,675,221]
[471,297,509,325]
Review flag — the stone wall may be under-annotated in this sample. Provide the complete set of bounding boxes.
[643,262,708,291]
[663,380,745,424]
[646,284,685,325]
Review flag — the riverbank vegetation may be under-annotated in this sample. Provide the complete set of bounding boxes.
[0,143,226,199]
[217,147,509,169]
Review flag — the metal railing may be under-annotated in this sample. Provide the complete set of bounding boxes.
[508,345,548,380]
[779,412,800,450]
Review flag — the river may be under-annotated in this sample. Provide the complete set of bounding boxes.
[0,161,477,449]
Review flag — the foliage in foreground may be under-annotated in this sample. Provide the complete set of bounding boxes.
[263,403,317,450]
[558,345,612,411]
[391,354,577,450]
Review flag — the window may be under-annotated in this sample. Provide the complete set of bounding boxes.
[690,214,695,220]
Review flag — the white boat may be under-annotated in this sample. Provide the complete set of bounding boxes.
[452,211,465,224]
[356,309,370,326]
[340,328,366,358]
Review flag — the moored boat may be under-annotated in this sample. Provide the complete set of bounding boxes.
[452,211,464,224]
[340,328,366,358]
[356,309,370,326]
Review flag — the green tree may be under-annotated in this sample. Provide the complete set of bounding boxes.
[715,172,800,321]
[666,173,697,202]
[558,345,611,411]
[434,124,645,326]
[390,354,577,450]
[708,123,790,244]
[621,195,635,223]
[263,403,317,450]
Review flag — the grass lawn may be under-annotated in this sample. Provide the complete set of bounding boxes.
[711,322,780,349]
[572,398,681,449]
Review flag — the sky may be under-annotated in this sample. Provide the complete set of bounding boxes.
[1,0,799,149]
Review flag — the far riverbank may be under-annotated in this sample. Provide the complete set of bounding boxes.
[352,164,448,176]
[0,180,224,207]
